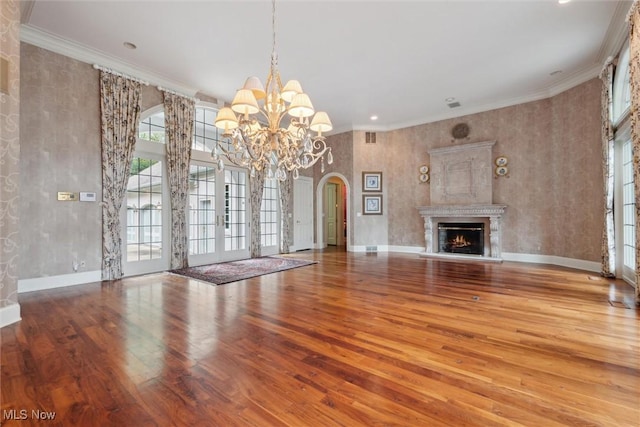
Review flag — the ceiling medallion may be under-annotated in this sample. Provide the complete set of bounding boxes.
[451,122,470,142]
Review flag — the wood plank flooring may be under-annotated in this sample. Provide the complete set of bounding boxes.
[1,250,639,426]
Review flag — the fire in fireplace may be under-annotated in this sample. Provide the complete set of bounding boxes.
[438,222,484,255]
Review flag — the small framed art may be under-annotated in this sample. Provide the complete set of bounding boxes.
[362,171,382,192]
[363,194,383,215]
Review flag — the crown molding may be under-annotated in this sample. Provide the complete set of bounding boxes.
[349,60,601,134]
[596,0,632,64]
[19,25,200,97]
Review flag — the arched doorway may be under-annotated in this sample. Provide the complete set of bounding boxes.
[316,173,351,251]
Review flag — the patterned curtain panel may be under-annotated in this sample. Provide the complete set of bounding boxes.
[279,174,293,254]
[100,71,141,280]
[629,0,640,303]
[163,92,195,269]
[250,169,266,258]
[600,60,616,278]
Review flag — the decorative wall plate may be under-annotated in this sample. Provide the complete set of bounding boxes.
[419,173,429,183]
[451,123,470,139]
[419,165,429,174]
[495,156,508,167]
[495,166,508,176]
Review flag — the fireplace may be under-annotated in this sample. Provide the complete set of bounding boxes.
[416,204,506,261]
[416,141,507,262]
[438,222,484,255]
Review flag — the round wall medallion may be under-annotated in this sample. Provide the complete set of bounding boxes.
[451,123,470,139]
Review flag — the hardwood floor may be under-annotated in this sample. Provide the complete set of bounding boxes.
[1,251,638,426]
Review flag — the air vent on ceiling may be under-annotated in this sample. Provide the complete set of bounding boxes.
[447,102,461,109]
[365,132,377,144]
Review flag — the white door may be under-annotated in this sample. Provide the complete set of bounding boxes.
[123,154,170,277]
[326,183,337,245]
[187,163,250,266]
[293,177,314,251]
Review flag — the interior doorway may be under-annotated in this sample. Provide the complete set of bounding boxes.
[317,174,350,250]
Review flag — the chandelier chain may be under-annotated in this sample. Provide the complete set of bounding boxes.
[271,0,277,62]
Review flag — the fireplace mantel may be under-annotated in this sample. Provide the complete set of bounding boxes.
[417,204,507,262]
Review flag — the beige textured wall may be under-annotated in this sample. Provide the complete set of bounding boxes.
[0,0,20,308]
[352,131,388,246]
[549,80,603,260]
[20,44,102,279]
[313,79,602,261]
[312,130,354,244]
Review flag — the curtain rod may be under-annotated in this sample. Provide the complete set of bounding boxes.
[93,64,149,86]
[157,86,199,103]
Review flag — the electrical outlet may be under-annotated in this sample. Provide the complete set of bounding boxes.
[80,260,86,268]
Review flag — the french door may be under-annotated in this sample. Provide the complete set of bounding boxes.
[188,162,250,266]
[123,157,250,276]
[615,124,635,285]
[123,150,170,276]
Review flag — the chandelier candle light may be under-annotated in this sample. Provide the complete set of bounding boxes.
[213,0,333,181]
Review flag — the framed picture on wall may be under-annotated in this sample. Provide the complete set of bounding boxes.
[362,171,382,192]
[363,195,383,215]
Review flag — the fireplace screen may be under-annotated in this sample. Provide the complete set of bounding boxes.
[438,223,484,255]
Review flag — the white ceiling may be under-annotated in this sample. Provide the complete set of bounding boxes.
[20,0,631,134]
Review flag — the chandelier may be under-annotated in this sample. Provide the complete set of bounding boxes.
[212,0,333,181]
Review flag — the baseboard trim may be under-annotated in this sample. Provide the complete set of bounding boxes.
[0,303,21,328]
[18,270,102,293]
[349,246,600,272]
[502,253,600,273]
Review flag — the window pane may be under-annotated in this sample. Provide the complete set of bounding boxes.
[622,138,635,271]
[260,178,278,248]
[138,112,166,143]
[126,157,164,261]
[192,107,226,152]
[225,170,247,251]
[188,165,216,255]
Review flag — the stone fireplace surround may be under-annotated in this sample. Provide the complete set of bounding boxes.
[418,204,506,261]
[417,140,507,262]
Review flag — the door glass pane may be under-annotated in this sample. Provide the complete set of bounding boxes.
[126,158,163,262]
[189,165,216,255]
[261,178,278,247]
[225,169,247,251]
[622,138,635,270]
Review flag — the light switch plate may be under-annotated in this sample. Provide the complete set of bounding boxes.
[58,192,78,201]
